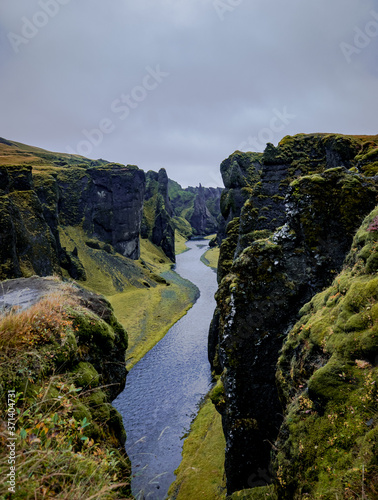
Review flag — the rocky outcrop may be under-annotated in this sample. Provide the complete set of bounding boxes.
[218,151,263,243]
[274,207,378,498]
[0,276,131,498]
[0,156,146,280]
[168,179,222,237]
[209,134,378,495]
[51,163,145,260]
[0,166,61,279]
[188,184,219,235]
[141,168,175,261]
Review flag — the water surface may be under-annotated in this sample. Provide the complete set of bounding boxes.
[113,240,218,500]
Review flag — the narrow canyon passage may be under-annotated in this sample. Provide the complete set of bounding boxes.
[113,240,218,500]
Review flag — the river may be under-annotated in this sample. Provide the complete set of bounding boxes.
[112,240,218,500]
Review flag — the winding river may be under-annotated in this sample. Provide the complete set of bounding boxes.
[112,240,218,500]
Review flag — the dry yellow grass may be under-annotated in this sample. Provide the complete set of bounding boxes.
[0,286,76,353]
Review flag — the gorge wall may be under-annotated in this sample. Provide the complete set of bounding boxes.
[0,139,222,281]
[168,179,222,238]
[0,156,145,281]
[141,168,175,261]
[209,133,378,497]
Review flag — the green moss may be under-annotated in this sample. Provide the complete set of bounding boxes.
[72,362,100,388]
[275,206,378,498]
[201,246,220,271]
[71,309,115,351]
[167,396,226,500]
[227,486,277,499]
[209,377,226,412]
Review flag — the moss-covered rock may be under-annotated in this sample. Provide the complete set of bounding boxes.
[142,169,176,261]
[274,207,378,498]
[210,133,378,495]
[0,276,131,498]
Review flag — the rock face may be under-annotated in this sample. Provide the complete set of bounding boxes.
[209,134,378,494]
[0,166,61,279]
[50,163,145,260]
[141,168,175,261]
[168,179,222,237]
[274,208,378,498]
[0,154,146,280]
[188,184,220,235]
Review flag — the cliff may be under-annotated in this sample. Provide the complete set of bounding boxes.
[209,133,378,496]
[168,179,222,237]
[141,168,175,261]
[0,139,146,281]
[273,207,378,499]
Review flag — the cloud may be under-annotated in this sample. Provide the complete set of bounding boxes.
[0,0,377,186]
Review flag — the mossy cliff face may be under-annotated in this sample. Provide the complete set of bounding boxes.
[210,133,378,495]
[0,143,146,280]
[168,179,222,237]
[0,166,61,279]
[54,163,145,260]
[187,184,221,235]
[141,168,175,261]
[274,208,378,499]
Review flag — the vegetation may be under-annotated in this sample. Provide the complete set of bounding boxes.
[0,281,131,499]
[274,207,378,499]
[167,395,226,500]
[201,247,220,271]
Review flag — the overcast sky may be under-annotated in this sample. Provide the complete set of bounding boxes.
[1,1,378,187]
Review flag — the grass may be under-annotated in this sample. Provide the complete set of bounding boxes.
[201,247,220,271]
[0,283,132,499]
[175,231,190,255]
[0,382,132,499]
[0,285,76,353]
[109,280,197,370]
[59,227,198,371]
[167,396,226,500]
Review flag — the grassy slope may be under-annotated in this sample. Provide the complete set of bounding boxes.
[59,228,198,370]
[167,396,226,500]
[0,280,132,500]
[175,231,190,255]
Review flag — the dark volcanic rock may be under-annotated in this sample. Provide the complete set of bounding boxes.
[0,162,146,280]
[209,133,378,494]
[188,184,218,235]
[0,166,61,279]
[168,179,222,237]
[141,168,175,261]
